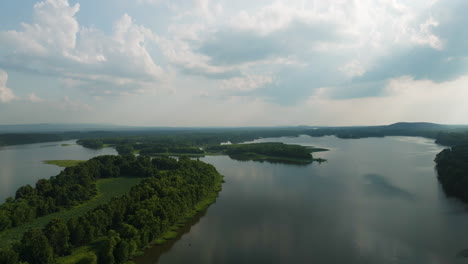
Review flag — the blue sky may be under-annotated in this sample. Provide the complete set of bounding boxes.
[0,0,467,126]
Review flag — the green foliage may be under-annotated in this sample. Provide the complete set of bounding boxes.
[0,133,63,147]
[435,132,468,146]
[0,155,223,264]
[76,253,97,264]
[43,160,84,168]
[0,155,156,233]
[435,144,468,202]
[44,218,71,256]
[77,139,104,149]
[0,248,19,264]
[16,229,54,264]
[207,142,314,163]
[116,145,134,155]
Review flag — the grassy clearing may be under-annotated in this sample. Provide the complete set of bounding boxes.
[57,245,95,264]
[57,175,223,263]
[43,160,85,167]
[0,177,143,248]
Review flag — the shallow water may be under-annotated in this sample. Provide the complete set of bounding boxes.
[135,135,468,264]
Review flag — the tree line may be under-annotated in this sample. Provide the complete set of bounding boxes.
[0,156,222,264]
[435,143,468,203]
[0,155,157,232]
[207,142,313,160]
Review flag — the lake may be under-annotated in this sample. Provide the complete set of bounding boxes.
[0,140,116,202]
[1,136,468,264]
[134,135,468,264]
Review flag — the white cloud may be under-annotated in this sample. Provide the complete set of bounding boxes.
[220,75,273,92]
[0,0,79,56]
[0,70,16,103]
[281,74,468,126]
[339,60,366,77]
[59,96,93,111]
[0,0,165,96]
[27,93,44,103]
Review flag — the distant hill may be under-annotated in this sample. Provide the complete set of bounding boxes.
[385,122,446,130]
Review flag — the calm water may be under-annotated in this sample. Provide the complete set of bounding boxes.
[2,136,468,263]
[135,135,468,264]
[0,140,116,202]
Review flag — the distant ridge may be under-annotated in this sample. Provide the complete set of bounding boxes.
[0,122,466,134]
[385,122,445,130]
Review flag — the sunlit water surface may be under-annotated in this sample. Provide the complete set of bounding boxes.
[1,136,468,264]
[135,135,468,264]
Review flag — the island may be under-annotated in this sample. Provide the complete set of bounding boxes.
[206,142,327,164]
[0,155,223,264]
[75,135,329,165]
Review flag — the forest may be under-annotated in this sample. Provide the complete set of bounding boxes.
[4,122,468,148]
[435,136,468,203]
[0,156,223,264]
[206,142,315,163]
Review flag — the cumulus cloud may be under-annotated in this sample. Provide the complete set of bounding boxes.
[0,0,165,96]
[27,93,44,103]
[151,0,451,105]
[1,0,468,125]
[0,70,16,103]
[220,75,273,92]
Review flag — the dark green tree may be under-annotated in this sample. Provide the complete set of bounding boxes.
[17,229,54,264]
[0,248,19,264]
[44,218,71,256]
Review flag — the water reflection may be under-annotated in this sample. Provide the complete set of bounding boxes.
[2,136,468,263]
[137,136,468,264]
[363,174,415,201]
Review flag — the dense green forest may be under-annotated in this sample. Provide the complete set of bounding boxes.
[206,143,317,163]
[433,130,468,204]
[0,134,63,147]
[4,122,468,148]
[0,156,223,264]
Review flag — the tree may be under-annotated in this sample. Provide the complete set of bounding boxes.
[17,229,54,264]
[77,253,98,264]
[44,218,71,256]
[114,240,130,263]
[15,184,36,200]
[0,248,19,264]
[116,145,134,155]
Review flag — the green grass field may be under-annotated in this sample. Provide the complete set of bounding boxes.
[43,160,85,167]
[0,177,143,248]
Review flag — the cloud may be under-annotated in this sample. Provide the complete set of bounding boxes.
[220,75,273,92]
[27,93,44,103]
[161,0,449,105]
[0,70,16,103]
[60,96,93,111]
[0,0,165,96]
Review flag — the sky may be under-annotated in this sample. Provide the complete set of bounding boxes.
[0,0,467,126]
